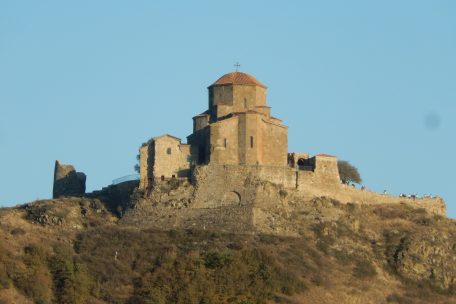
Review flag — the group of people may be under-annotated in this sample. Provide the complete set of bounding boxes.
[351,183,435,200]
[399,193,434,200]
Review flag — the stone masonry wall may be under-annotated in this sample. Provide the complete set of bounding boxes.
[151,137,191,179]
[125,162,446,235]
[191,163,445,217]
[261,118,288,166]
[191,164,296,209]
[210,116,239,164]
[299,183,446,216]
[53,160,86,198]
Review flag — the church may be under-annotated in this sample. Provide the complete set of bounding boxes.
[139,71,340,191]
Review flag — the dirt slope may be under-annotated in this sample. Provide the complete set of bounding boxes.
[0,196,455,304]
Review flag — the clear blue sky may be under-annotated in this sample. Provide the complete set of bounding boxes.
[1,1,455,217]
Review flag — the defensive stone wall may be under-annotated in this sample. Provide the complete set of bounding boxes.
[300,183,446,216]
[122,162,446,235]
[191,164,296,208]
[190,163,445,217]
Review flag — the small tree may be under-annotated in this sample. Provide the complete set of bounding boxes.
[134,154,140,173]
[134,143,147,173]
[337,160,362,185]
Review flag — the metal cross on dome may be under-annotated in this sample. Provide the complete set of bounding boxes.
[234,62,241,72]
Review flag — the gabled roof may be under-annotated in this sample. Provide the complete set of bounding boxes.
[315,153,336,158]
[150,134,181,142]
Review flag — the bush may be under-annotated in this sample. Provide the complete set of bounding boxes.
[353,260,377,279]
[3,244,53,303]
[170,178,179,188]
[204,251,233,269]
[48,244,91,304]
[0,264,10,289]
[10,228,26,236]
[74,229,306,303]
[386,293,400,302]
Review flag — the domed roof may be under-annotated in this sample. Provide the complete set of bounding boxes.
[210,72,266,88]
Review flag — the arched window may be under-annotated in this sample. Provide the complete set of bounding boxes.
[297,158,313,171]
[166,147,172,155]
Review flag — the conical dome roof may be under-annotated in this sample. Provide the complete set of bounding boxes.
[210,71,266,88]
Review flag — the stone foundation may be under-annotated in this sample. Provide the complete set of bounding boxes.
[190,164,445,217]
[121,163,446,235]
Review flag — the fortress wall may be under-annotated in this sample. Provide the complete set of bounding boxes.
[189,162,445,217]
[314,156,340,183]
[191,165,256,208]
[191,164,296,208]
[264,162,445,216]
[298,183,446,216]
[255,166,296,188]
[296,163,340,191]
[293,156,444,217]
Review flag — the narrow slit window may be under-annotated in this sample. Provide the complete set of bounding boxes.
[250,136,254,148]
[224,138,227,148]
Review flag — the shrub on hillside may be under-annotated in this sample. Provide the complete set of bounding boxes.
[10,227,26,236]
[353,259,377,279]
[48,244,92,304]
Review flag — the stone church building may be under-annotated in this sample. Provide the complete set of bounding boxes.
[139,71,340,191]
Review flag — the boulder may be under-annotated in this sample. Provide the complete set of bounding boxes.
[53,160,86,198]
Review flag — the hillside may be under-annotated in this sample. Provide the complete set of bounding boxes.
[0,193,455,304]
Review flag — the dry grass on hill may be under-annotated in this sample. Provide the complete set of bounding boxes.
[0,197,455,304]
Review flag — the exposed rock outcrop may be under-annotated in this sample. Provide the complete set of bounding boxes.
[52,160,86,198]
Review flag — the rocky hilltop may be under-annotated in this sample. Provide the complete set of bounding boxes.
[0,180,455,304]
